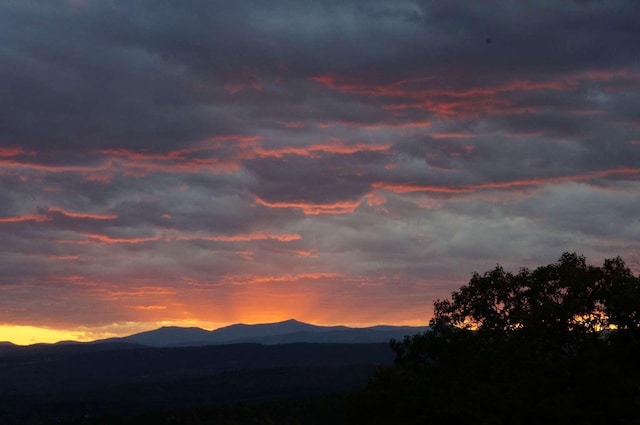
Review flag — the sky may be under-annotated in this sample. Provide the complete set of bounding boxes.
[1,0,639,344]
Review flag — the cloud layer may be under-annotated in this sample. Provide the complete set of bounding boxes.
[1,0,639,338]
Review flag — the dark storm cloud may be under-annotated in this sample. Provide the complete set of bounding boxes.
[0,0,639,334]
[3,1,638,152]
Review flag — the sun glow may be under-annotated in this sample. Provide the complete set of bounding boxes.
[0,321,223,345]
[0,325,94,346]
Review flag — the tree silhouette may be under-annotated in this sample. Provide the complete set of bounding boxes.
[349,253,640,425]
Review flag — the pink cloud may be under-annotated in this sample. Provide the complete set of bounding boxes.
[255,197,362,215]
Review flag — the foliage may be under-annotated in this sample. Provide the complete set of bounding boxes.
[349,253,640,425]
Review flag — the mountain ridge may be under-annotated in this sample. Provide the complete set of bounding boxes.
[95,319,428,348]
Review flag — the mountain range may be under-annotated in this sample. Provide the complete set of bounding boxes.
[95,319,429,347]
[0,320,429,423]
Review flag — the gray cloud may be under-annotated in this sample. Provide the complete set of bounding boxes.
[0,0,639,334]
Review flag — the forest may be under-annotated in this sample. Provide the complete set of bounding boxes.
[350,253,640,424]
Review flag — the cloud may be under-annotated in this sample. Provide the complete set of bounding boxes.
[0,0,639,337]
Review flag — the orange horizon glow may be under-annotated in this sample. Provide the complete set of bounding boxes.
[0,314,431,346]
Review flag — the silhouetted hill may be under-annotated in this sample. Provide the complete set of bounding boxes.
[210,328,429,346]
[0,342,395,424]
[0,320,428,423]
[100,326,212,347]
[0,342,17,352]
[98,319,428,347]
[0,341,146,358]
[0,342,393,394]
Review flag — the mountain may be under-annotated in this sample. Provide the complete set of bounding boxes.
[0,321,425,423]
[104,326,212,347]
[202,318,325,341]
[98,319,428,347]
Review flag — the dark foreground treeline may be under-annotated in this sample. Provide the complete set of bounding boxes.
[3,253,639,424]
[351,253,640,425]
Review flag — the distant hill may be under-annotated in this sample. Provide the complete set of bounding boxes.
[0,342,396,423]
[0,323,421,423]
[0,342,17,353]
[97,319,428,347]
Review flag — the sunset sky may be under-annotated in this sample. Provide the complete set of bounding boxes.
[1,0,639,345]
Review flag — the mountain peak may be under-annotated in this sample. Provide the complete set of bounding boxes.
[95,320,429,348]
[158,325,204,331]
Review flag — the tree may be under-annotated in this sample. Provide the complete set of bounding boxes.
[349,253,640,425]
[431,252,626,334]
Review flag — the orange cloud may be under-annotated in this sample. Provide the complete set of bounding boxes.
[99,149,179,161]
[366,191,387,206]
[255,197,362,215]
[372,182,472,194]
[80,233,162,244]
[175,231,302,243]
[95,286,176,299]
[373,167,640,194]
[46,255,81,261]
[0,157,114,174]
[313,73,583,99]
[294,249,316,257]
[207,134,264,144]
[223,272,343,286]
[312,74,407,97]
[312,70,638,119]
[253,140,390,158]
[500,79,571,91]
[101,149,241,176]
[47,207,117,220]
[539,68,631,91]
[338,120,432,130]
[97,136,269,177]
[232,250,254,260]
[96,137,388,176]
[432,132,476,139]
[133,305,167,311]
[57,229,301,246]
[0,214,51,223]
[0,207,117,225]
[0,147,34,158]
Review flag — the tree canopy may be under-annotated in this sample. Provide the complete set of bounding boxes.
[431,252,638,334]
[349,253,640,425]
